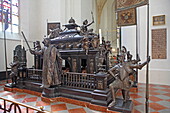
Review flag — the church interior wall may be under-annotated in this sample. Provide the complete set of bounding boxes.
[0,0,169,86]
[121,0,170,85]
[0,0,37,72]
[0,0,95,72]
[99,0,117,54]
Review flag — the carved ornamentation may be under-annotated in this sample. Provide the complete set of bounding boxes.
[118,8,136,26]
[116,0,148,11]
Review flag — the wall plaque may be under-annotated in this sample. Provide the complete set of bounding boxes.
[152,29,166,59]
[153,15,165,26]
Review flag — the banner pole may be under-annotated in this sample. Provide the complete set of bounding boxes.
[4,30,8,83]
[135,7,139,87]
[145,3,150,113]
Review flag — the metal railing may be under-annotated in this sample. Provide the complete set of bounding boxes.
[0,97,49,113]
[61,72,97,89]
[27,69,42,81]
[23,69,99,90]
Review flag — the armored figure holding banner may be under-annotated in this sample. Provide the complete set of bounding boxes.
[30,38,62,88]
[108,47,150,107]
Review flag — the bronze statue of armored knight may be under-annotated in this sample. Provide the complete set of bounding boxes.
[108,46,150,107]
[9,55,20,86]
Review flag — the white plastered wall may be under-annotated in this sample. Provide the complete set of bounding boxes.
[0,0,37,71]
[121,0,170,85]
[0,0,95,71]
[100,0,117,54]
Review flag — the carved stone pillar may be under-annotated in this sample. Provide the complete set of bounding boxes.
[95,71,108,90]
[91,70,112,106]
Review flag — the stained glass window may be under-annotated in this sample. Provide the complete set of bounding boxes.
[0,0,19,33]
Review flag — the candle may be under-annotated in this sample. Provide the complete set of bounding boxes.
[62,59,65,67]
[99,29,102,44]
[21,39,23,48]
[117,38,119,48]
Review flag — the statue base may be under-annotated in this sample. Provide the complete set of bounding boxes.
[5,83,16,88]
[42,86,60,98]
[108,98,133,113]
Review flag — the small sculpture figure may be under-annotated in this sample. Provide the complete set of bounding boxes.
[80,12,94,35]
[92,36,99,49]
[98,44,106,68]
[105,41,112,54]
[34,41,41,51]
[108,47,150,107]
[82,37,90,55]
[102,37,106,45]
[9,55,20,85]
[30,38,62,88]
[80,19,94,35]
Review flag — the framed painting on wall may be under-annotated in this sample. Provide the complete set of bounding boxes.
[47,22,60,35]
[153,15,165,26]
[117,8,137,26]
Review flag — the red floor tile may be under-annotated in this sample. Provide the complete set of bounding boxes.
[13,94,27,99]
[149,84,158,87]
[1,80,170,113]
[149,96,163,102]
[51,104,67,111]
[149,103,168,111]
[36,101,50,106]
[149,87,158,91]
[22,97,38,103]
[163,93,170,97]
[149,91,161,95]
[132,100,143,106]
[130,88,138,93]
[0,90,5,93]
[0,84,4,86]
[160,89,170,93]
[130,94,143,99]
[132,109,141,113]
[68,108,86,113]
[20,108,35,113]
[166,99,170,102]
[138,83,145,85]
[160,85,170,89]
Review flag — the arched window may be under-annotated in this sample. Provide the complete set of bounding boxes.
[0,0,19,33]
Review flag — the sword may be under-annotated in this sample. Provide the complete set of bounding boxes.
[21,31,31,50]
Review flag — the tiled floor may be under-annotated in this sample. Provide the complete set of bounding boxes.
[0,80,170,113]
